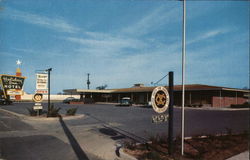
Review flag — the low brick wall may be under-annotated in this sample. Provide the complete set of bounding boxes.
[20,93,80,101]
[69,101,84,104]
[212,96,247,107]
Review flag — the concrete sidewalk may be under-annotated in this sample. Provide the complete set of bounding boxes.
[0,108,130,160]
[226,151,249,160]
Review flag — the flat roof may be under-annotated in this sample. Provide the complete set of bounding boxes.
[63,89,115,94]
[63,84,249,94]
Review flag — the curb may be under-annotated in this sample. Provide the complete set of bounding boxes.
[25,114,85,121]
[0,108,84,121]
[0,108,26,119]
[175,106,250,111]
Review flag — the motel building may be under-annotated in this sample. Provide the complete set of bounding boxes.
[64,84,249,108]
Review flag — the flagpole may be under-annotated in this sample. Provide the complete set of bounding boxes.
[181,0,186,156]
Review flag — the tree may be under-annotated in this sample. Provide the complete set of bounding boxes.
[242,86,249,90]
[96,84,108,90]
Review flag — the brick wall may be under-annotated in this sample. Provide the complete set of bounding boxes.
[212,96,247,107]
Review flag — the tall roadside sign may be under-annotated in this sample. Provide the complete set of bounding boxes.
[35,68,52,117]
[0,75,26,99]
[33,72,48,116]
[151,71,174,155]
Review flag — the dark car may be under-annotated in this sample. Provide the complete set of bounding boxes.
[0,98,13,105]
[118,97,132,106]
[63,97,77,104]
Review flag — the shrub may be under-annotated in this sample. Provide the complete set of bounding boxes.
[66,108,77,116]
[47,104,61,117]
[27,107,47,116]
[226,128,232,135]
[27,107,38,116]
[231,102,250,108]
[139,151,161,160]
[149,134,168,146]
[123,140,136,150]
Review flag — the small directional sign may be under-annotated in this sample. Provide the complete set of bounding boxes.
[152,114,169,123]
[33,105,43,110]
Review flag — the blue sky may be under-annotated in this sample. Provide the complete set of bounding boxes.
[0,0,249,94]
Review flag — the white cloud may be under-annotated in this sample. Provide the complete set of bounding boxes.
[12,48,70,58]
[0,51,20,58]
[187,28,231,45]
[5,8,80,33]
[122,5,180,36]
[63,32,148,58]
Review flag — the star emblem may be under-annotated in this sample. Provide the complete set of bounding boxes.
[16,59,22,66]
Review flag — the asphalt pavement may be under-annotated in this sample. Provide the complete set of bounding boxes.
[0,107,113,160]
[2,102,248,137]
[0,102,249,160]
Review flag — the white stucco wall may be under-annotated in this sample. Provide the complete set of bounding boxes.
[21,92,80,101]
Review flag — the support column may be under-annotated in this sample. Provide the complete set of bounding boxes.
[236,91,238,104]
[219,90,222,107]
[146,93,149,103]
[189,92,192,105]
[15,67,22,101]
[80,93,84,101]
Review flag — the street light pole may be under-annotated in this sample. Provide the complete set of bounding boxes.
[181,0,186,156]
[46,68,52,116]
[87,73,90,89]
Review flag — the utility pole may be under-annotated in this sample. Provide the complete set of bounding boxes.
[87,73,90,89]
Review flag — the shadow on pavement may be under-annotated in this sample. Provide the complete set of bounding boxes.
[0,135,78,160]
[59,115,89,160]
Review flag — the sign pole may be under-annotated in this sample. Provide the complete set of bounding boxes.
[46,68,52,116]
[0,76,7,99]
[168,71,174,155]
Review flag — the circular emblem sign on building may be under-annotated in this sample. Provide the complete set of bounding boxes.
[151,86,170,113]
[33,93,43,103]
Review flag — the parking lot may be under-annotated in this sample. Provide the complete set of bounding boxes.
[1,102,249,139]
[0,102,249,160]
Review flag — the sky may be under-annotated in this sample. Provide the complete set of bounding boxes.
[0,0,249,94]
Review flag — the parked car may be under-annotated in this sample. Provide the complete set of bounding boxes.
[0,98,13,105]
[63,97,78,104]
[119,97,132,106]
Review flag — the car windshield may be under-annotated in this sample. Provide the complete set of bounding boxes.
[121,99,130,104]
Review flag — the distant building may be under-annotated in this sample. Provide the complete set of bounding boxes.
[64,84,249,107]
